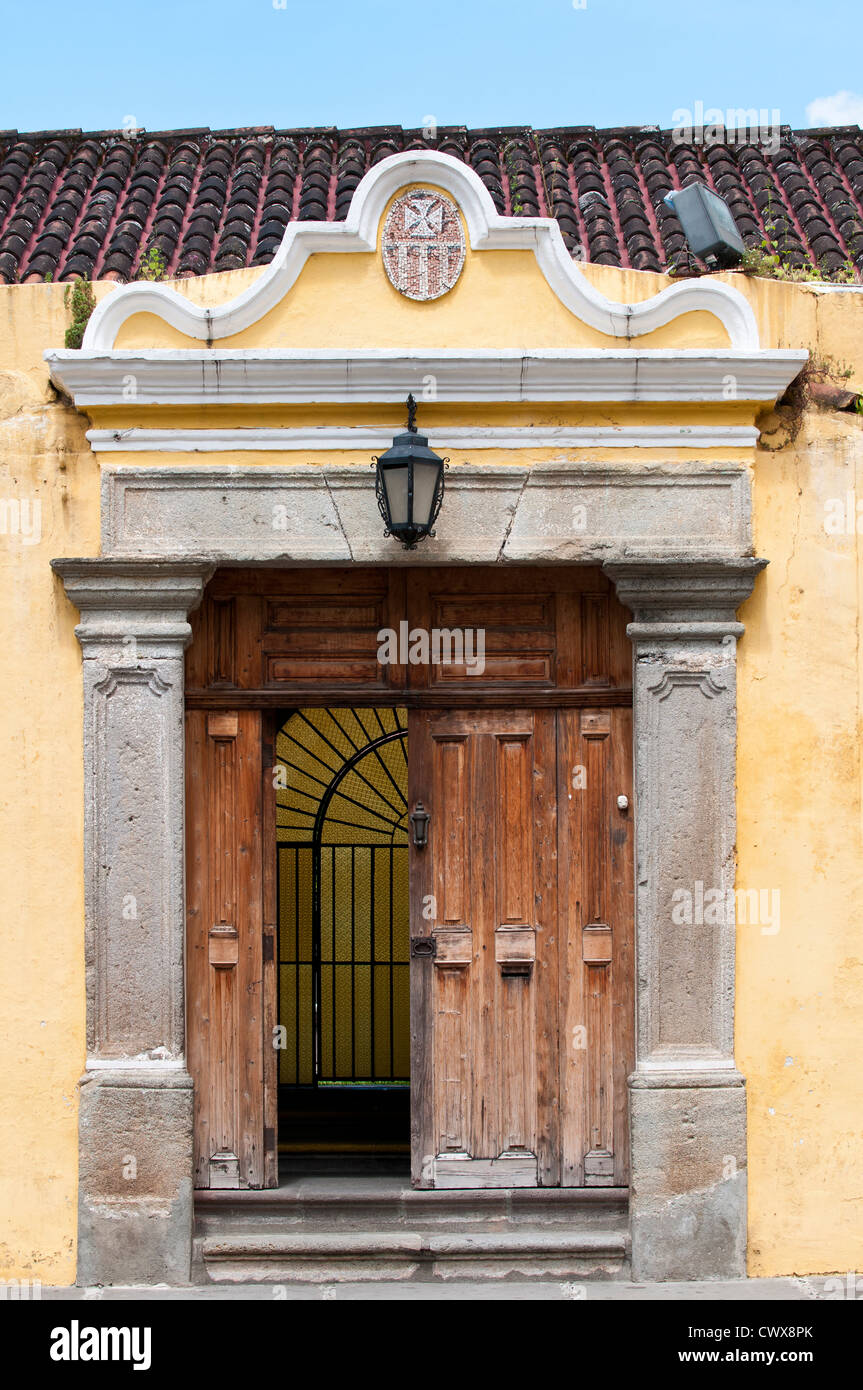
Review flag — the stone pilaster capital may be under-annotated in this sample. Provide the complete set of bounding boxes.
[603,557,767,638]
[51,557,214,655]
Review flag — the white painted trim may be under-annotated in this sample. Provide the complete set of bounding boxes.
[77,150,761,350]
[47,345,807,407]
[86,423,760,453]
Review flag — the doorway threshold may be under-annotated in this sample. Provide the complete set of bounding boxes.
[193,1180,630,1284]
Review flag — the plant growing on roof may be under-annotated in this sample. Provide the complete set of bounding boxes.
[743,182,857,283]
[502,141,525,216]
[741,241,856,283]
[63,276,96,349]
[530,131,555,220]
[136,244,168,281]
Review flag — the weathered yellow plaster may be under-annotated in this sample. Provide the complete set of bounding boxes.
[0,282,98,1283]
[96,448,756,471]
[738,408,863,1276]
[84,401,762,433]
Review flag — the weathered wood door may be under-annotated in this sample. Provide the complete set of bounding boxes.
[409,706,633,1189]
[557,706,633,1187]
[185,709,277,1189]
[185,565,634,1190]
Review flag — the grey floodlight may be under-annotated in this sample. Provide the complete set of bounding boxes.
[663,183,745,267]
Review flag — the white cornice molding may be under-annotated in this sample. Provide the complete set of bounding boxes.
[47,346,807,407]
[76,150,762,351]
[85,423,760,453]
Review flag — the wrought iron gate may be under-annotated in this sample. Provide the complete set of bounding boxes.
[275,708,410,1090]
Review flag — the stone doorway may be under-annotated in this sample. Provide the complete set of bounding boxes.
[55,465,763,1283]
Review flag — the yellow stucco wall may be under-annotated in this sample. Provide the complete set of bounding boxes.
[0,284,99,1282]
[0,235,861,1281]
[738,409,863,1276]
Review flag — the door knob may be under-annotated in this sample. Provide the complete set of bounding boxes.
[617,794,629,812]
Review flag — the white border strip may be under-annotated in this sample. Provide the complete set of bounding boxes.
[76,150,761,350]
[87,424,760,453]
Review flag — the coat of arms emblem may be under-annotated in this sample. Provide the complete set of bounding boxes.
[382,189,466,300]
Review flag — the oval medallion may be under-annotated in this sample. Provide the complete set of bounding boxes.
[382,188,466,300]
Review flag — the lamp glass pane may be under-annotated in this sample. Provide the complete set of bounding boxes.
[411,459,440,527]
[382,464,409,526]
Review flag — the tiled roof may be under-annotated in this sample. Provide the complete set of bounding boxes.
[1,123,863,284]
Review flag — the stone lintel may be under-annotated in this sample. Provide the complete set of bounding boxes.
[99,463,753,566]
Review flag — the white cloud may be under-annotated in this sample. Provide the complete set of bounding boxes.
[805,91,863,127]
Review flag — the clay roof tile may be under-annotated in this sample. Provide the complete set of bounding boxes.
[0,122,860,281]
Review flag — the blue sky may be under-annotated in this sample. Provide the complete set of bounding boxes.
[3,0,861,135]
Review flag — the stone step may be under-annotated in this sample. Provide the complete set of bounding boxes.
[196,1227,630,1283]
[195,1184,629,1235]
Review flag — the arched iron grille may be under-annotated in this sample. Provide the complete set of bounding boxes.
[275,708,409,1088]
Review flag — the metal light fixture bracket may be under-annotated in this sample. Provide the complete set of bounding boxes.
[372,394,448,549]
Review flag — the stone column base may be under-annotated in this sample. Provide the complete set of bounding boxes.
[77,1068,194,1286]
[628,1073,747,1281]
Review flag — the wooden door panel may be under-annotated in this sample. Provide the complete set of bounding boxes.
[188,566,632,702]
[430,723,473,1165]
[186,708,269,1189]
[409,709,557,1188]
[531,710,561,1187]
[403,567,631,693]
[557,707,634,1187]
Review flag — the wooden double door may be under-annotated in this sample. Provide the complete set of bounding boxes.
[184,567,634,1190]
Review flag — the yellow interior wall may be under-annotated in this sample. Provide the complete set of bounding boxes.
[1,228,862,1281]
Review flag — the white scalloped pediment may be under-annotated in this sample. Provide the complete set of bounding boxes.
[80,149,761,351]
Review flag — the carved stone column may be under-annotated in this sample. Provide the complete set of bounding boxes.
[52,558,213,1285]
[604,559,765,1281]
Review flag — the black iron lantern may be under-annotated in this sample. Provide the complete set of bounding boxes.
[409,801,430,849]
[373,394,447,549]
